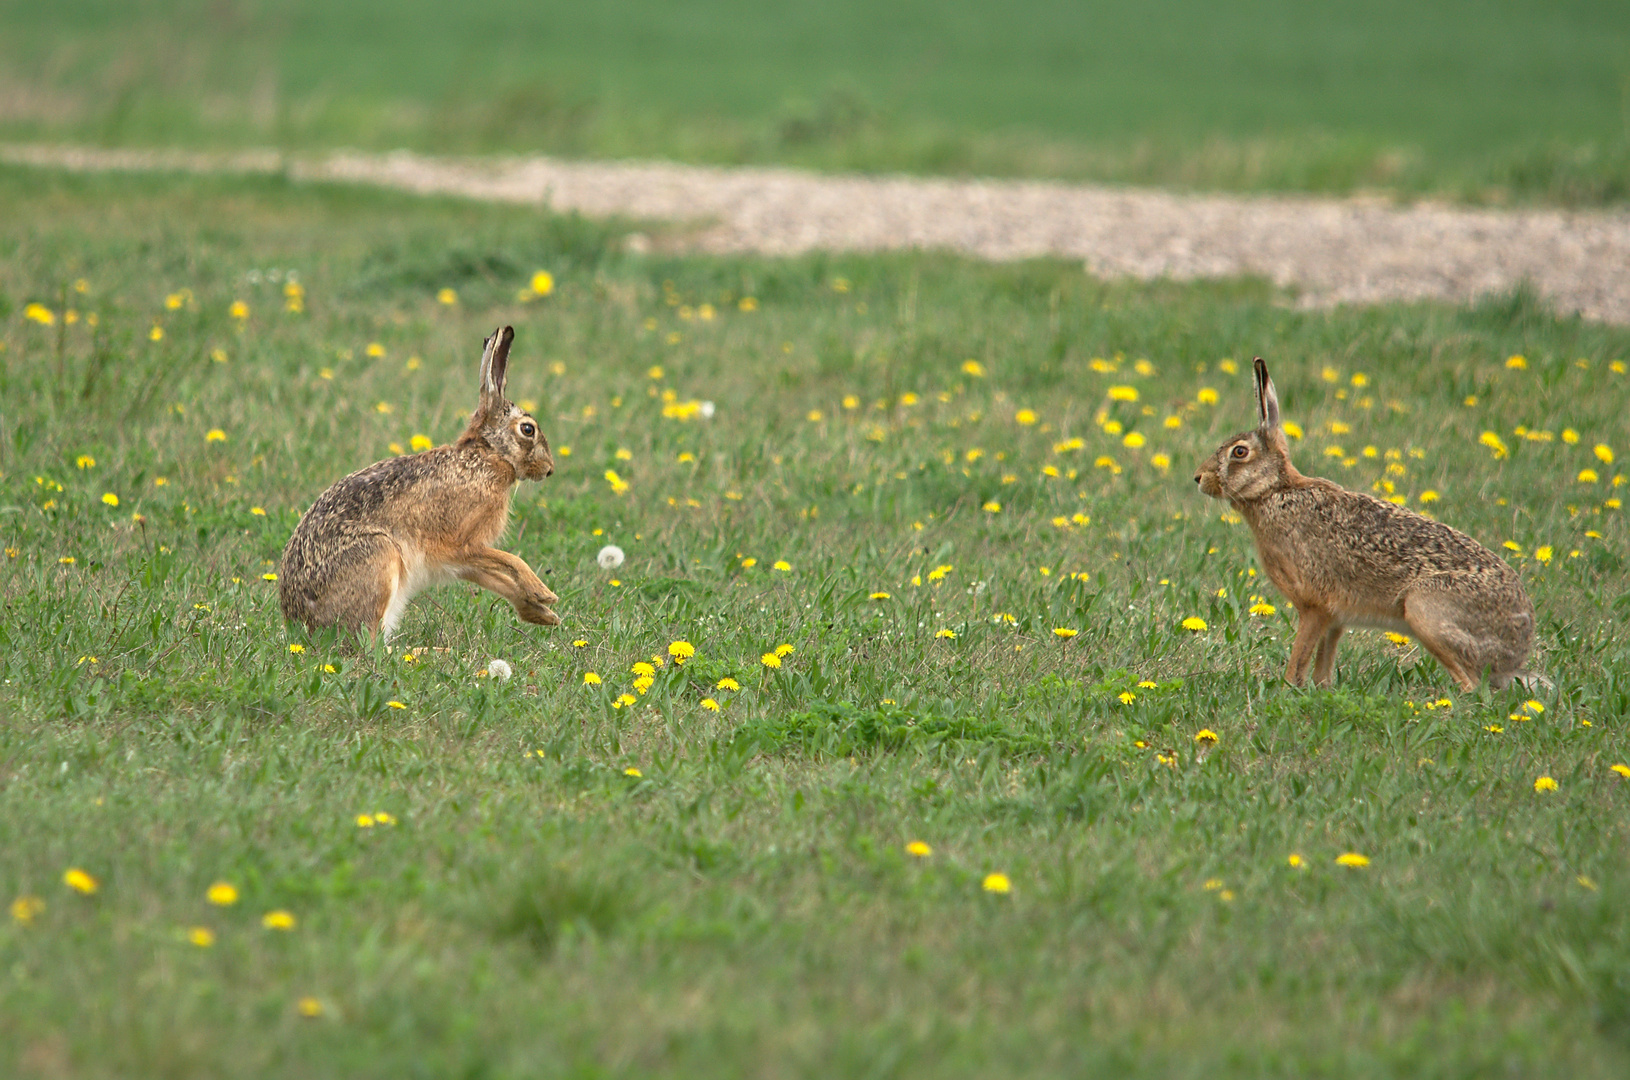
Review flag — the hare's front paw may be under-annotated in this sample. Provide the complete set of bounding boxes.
[516,596,561,626]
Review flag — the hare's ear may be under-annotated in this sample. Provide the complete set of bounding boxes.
[478,326,515,411]
[1254,357,1281,431]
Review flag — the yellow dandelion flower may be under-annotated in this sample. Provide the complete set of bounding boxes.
[1595,444,1615,465]
[385,700,406,709]
[1181,617,1207,632]
[1478,431,1508,458]
[188,926,215,947]
[410,434,433,452]
[738,296,758,311]
[1534,776,1558,793]
[1610,764,1630,778]
[624,767,642,778]
[1287,854,1305,869]
[262,910,296,930]
[356,814,375,828]
[437,288,457,305]
[582,672,602,686]
[24,302,56,325]
[775,643,795,657]
[1506,354,1527,369]
[1015,408,1037,425]
[1195,729,1218,745]
[11,895,45,924]
[869,591,891,600]
[63,868,98,895]
[715,677,741,692]
[981,872,1011,894]
[1197,388,1219,405]
[701,698,721,711]
[962,360,986,377]
[531,271,554,295]
[935,628,957,639]
[1335,852,1370,868]
[772,560,792,572]
[1052,628,1078,639]
[982,500,1002,513]
[206,881,238,906]
[1117,691,1136,704]
[297,997,323,1018]
[206,428,227,443]
[761,652,782,669]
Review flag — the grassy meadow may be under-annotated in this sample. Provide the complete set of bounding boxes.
[1,0,1628,203]
[1,164,1630,1077]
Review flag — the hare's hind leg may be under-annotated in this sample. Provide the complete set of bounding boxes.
[303,532,405,639]
[1402,592,1479,692]
[450,546,561,626]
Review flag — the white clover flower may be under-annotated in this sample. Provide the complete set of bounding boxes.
[699,401,716,420]
[487,659,513,681]
[597,544,625,569]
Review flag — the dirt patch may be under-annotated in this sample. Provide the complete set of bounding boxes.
[7,143,1630,324]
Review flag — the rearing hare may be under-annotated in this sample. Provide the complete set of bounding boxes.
[280,325,561,641]
[1194,358,1533,691]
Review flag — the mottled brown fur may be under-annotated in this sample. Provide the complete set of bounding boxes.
[1194,357,1533,691]
[280,326,560,640]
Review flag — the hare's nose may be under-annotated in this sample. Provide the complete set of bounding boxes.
[1193,474,1202,484]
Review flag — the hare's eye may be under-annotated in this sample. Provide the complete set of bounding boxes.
[519,422,536,438]
[1230,444,1249,459]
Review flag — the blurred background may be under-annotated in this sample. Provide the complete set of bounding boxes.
[0,0,1625,204]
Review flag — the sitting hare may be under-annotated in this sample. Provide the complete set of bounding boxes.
[1194,358,1533,691]
[280,326,560,640]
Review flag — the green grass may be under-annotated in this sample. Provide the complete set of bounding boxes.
[2,164,1630,1077]
[1,0,1628,204]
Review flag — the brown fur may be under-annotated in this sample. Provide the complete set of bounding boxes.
[1193,357,1534,691]
[280,326,560,640]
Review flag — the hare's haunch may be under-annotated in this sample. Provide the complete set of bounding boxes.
[280,326,560,640]
[1194,358,1533,691]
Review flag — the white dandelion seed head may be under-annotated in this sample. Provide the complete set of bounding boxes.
[487,659,513,681]
[597,544,625,569]
[699,401,716,420]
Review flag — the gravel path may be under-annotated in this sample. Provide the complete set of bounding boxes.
[8,143,1630,324]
